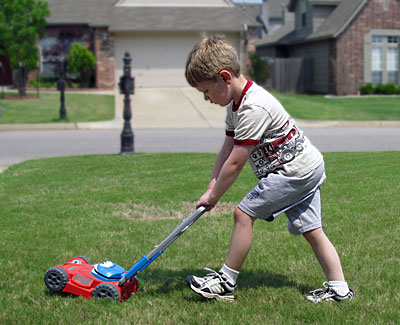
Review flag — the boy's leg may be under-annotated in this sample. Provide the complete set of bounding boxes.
[186,208,255,301]
[302,227,345,281]
[225,207,256,271]
[303,227,354,302]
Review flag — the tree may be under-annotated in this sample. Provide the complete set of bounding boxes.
[248,52,269,85]
[67,42,96,88]
[0,0,50,97]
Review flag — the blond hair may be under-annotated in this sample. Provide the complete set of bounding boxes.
[185,35,241,87]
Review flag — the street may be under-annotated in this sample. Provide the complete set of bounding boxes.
[1,127,399,171]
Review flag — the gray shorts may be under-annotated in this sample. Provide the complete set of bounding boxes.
[238,162,326,235]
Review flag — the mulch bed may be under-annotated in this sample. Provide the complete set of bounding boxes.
[3,95,38,100]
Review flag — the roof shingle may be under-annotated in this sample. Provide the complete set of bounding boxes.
[45,0,259,31]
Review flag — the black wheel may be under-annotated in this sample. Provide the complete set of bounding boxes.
[281,149,295,163]
[67,256,90,264]
[44,267,69,292]
[92,283,121,301]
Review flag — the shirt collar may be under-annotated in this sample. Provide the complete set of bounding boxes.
[232,80,253,112]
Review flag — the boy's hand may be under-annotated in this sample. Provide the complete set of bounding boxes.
[196,190,217,210]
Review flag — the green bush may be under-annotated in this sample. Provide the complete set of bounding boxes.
[382,82,396,94]
[67,42,96,87]
[360,82,400,95]
[373,83,384,94]
[359,82,373,95]
[28,74,58,88]
[248,52,269,85]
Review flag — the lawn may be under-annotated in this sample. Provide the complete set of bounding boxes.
[271,91,400,121]
[0,92,114,124]
[0,152,399,324]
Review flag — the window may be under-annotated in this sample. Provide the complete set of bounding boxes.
[40,26,88,78]
[372,36,384,43]
[300,0,307,27]
[387,48,399,84]
[365,32,400,85]
[371,47,383,84]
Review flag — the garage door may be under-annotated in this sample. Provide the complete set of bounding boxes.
[114,31,240,88]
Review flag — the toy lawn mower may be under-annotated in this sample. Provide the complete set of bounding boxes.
[44,206,208,302]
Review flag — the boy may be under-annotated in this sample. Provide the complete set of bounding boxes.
[184,35,353,303]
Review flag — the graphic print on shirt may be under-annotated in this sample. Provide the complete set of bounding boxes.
[249,118,305,179]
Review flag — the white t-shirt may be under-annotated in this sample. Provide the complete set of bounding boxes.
[225,81,322,179]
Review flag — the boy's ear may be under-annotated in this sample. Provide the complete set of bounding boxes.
[219,70,232,84]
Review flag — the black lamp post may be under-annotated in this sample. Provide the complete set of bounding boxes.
[119,52,135,154]
[0,63,4,99]
[57,77,67,120]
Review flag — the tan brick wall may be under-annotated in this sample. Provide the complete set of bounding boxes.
[332,0,400,95]
[94,28,116,89]
[241,26,258,78]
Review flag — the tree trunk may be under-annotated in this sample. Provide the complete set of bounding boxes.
[16,67,27,98]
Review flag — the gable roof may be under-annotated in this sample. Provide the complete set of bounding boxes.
[269,0,290,19]
[45,0,259,32]
[308,0,367,41]
[259,0,367,47]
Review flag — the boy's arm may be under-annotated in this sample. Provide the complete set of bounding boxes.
[197,136,253,208]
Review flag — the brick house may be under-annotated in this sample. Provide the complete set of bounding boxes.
[257,0,400,95]
[42,0,259,89]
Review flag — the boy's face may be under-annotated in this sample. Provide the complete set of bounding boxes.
[195,77,232,107]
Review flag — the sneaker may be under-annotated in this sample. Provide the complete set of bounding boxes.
[186,268,236,302]
[306,282,354,303]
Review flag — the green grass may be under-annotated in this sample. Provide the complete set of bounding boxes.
[0,92,114,123]
[0,152,399,324]
[271,91,400,121]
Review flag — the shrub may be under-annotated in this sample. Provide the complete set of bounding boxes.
[359,82,373,95]
[373,83,384,94]
[382,82,396,94]
[248,52,269,85]
[28,74,58,88]
[67,42,96,87]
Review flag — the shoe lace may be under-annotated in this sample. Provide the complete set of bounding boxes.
[309,282,329,296]
[309,282,336,300]
[202,268,229,285]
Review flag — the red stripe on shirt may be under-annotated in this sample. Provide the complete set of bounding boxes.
[234,139,259,146]
[232,80,253,112]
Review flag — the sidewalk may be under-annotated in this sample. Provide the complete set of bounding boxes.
[0,87,399,130]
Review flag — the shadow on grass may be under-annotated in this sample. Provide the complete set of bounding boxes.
[41,268,310,302]
[138,268,310,297]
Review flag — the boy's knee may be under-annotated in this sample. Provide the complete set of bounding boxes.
[303,227,323,243]
[233,208,256,226]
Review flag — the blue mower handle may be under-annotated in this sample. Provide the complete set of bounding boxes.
[119,205,210,287]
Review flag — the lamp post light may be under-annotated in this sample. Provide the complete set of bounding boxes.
[119,52,135,155]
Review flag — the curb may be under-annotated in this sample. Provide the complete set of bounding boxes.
[295,120,400,128]
[1,120,399,131]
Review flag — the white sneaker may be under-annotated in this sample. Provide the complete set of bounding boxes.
[186,268,236,302]
[306,282,354,303]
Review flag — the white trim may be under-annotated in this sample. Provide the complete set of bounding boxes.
[364,29,400,84]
